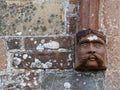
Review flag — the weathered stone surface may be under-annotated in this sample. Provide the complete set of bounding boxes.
[42,71,105,90]
[69,0,78,4]
[0,0,65,35]
[1,0,119,90]
[0,71,105,90]
[107,36,120,70]
[0,70,44,90]
[0,39,7,70]
[104,0,120,36]
[105,71,120,90]
[78,0,99,30]
[12,71,41,89]
[100,0,120,90]
[6,38,22,50]
[24,36,73,50]
[69,16,77,34]
[0,74,10,89]
[13,51,73,69]
[66,0,78,34]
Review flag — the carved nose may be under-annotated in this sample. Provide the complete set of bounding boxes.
[88,44,96,54]
[88,51,96,54]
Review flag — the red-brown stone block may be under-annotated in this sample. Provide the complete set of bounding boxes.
[69,17,77,34]
[13,51,73,69]
[24,36,73,51]
[69,0,78,4]
[78,0,99,30]
[0,39,7,70]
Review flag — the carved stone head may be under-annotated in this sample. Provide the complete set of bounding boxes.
[75,29,107,71]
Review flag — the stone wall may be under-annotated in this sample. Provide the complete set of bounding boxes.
[0,0,119,90]
[0,0,78,89]
[99,0,120,90]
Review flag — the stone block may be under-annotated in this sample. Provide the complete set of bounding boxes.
[13,51,73,69]
[66,0,78,34]
[69,17,77,34]
[69,0,78,4]
[24,36,73,51]
[0,39,7,70]
[41,71,105,90]
[6,38,22,50]
[107,36,120,70]
[106,71,120,90]
[12,71,41,89]
[0,0,65,35]
[0,70,44,90]
[101,0,120,90]
[104,0,120,36]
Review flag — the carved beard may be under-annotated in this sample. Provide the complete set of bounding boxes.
[80,54,104,68]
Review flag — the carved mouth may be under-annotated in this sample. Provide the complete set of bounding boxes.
[88,55,96,61]
[89,58,96,61]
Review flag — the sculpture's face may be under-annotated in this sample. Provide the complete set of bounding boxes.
[76,33,106,70]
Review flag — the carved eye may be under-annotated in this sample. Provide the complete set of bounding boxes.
[80,43,89,48]
[94,43,103,48]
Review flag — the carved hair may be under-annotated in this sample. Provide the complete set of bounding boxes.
[76,29,106,44]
